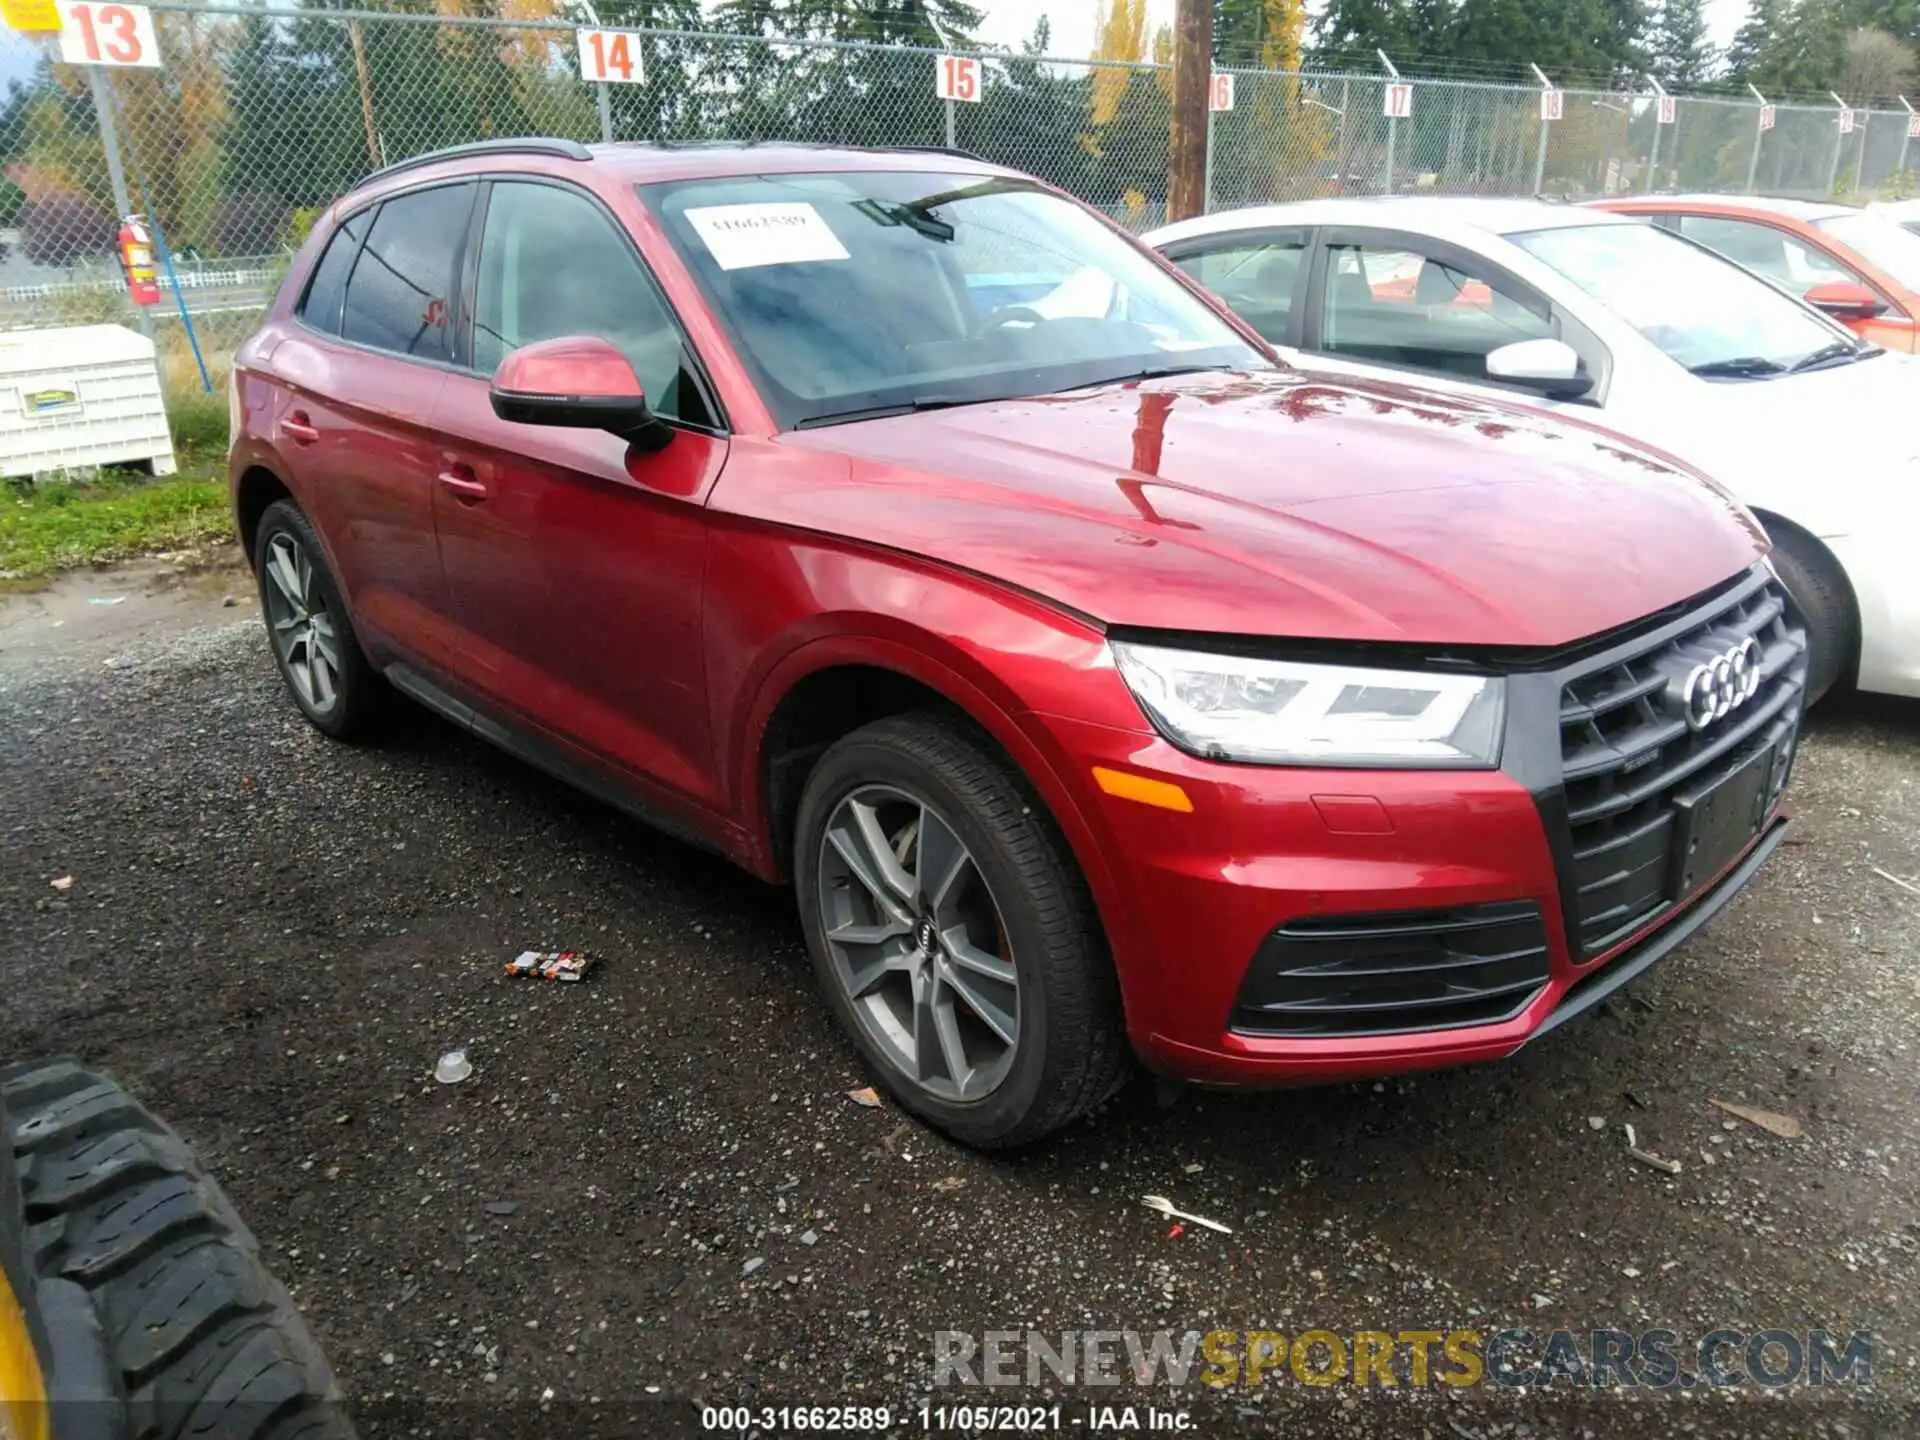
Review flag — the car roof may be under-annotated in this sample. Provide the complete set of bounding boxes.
[1615,194,1859,222]
[346,139,1014,207]
[1146,195,1635,248]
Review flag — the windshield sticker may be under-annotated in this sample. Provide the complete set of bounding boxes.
[685,203,851,270]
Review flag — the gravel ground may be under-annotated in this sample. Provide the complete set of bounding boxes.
[3,562,1917,1439]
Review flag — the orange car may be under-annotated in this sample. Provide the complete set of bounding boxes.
[1594,195,1920,352]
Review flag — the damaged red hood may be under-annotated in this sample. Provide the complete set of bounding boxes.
[729,369,1765,647]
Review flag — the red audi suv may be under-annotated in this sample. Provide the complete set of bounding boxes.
[230,140,1806,1146]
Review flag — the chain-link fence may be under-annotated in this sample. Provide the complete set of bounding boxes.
[8,0,1920,393]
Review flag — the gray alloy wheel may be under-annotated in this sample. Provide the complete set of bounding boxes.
[253,498,380,740]
[816,782,1020,1103]
[262,531,342,715]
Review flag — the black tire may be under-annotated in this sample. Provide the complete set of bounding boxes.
[1,1059,355,1440]
[1767,528,1856,705]
[253,500,381,740]
[793,713,1130,1149]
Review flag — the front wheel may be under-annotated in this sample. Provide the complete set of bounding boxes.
[794,713,1129,1148]
[1767,529,1856,705]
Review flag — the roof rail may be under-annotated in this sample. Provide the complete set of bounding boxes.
[873,144,987,162]
[361,137,592,186]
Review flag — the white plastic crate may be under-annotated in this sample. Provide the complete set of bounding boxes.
[0,325,177,479]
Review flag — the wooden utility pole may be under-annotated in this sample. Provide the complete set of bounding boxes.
[1167,0,1213,221]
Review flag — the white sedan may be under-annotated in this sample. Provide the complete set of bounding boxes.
[1144,198,1920,702]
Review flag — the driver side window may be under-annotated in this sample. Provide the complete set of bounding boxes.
[1319,241,1556,382]
[472,181,708,425]
[1674,215,1854,291]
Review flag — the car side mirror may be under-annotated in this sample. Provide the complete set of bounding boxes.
[1484,338,1593,398]
[1803,280,1886,321]
[489,336,672,452]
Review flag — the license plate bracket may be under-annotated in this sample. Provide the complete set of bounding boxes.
[1669,742,1776,899]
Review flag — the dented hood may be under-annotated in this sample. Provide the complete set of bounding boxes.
[739,369,1766,647]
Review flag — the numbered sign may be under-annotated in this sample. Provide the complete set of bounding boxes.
[1839,108,1856,134]
[1539,88,1563,122]
[935,54,980,103]
[1758,104,1777,132]
[1384,82,1413,119]
[56,2,161,68]
[1209,73,1234,112]
[1657,94,1676,124]
[1908,113,1920,139]
[576,28,644,85]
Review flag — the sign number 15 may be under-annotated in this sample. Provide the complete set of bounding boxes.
[57,1,162,69]
[936,55,980,103]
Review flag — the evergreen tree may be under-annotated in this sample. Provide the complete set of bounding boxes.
[1725,0,1783,78]
[1649,0,1717,83]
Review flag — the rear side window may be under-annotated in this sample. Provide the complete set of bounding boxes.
[298,210,369,334]
[340,183,474,360]
[1172,239,1307,342]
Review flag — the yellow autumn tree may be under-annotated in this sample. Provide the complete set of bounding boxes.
[1091,0,1149,128]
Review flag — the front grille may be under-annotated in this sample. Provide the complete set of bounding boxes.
[1230,901,1551,1038]
[1556,574,1806,958]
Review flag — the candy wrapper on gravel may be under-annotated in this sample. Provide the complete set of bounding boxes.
[505,950,596,982]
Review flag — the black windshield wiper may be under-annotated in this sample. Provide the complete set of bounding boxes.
[1098,361,1238,383]
[1788,340,1874,372]
[793,394,1015,429]
[1688,356,1786,378]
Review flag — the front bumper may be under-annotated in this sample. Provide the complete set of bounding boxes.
[1041,566,1805,1086]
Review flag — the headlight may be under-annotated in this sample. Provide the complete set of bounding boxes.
[1110,641,1505,767]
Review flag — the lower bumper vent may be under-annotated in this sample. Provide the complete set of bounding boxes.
[1230,901,1551,1039]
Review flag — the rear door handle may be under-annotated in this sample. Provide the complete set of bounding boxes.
[438,465,488,503]
[282,411,320,445]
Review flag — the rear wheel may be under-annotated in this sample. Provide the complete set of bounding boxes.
[1767,528,1856,705]
[254,500,380,739]
[794,713,1129,1148]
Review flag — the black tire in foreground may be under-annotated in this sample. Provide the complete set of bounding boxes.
[1,1059,354,1440]
[794,713,1131,1149]
[1767,529,1857,706]
[253,499,382,741]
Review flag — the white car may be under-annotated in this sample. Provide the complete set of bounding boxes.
[1867,197,1920,237]
[1145,197,1920,702]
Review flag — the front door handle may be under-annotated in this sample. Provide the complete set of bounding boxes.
[282,411,320,445]
[438,465,488,503]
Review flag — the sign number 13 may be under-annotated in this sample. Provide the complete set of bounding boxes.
[57,1,163,68]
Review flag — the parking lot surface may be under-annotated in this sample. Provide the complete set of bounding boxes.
[2,567,1915,1438]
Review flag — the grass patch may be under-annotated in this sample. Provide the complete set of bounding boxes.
[1,469,233,579]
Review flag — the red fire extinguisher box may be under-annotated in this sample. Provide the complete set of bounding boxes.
[118,217,161,307]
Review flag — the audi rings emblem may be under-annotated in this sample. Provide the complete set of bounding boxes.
[1681,638,1763,731]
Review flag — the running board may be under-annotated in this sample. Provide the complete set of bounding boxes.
[383,662,724,859]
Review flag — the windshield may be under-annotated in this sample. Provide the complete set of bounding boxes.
[642,171,1268,428]
[1512,221,1855,375]
[1814,211,1920,289]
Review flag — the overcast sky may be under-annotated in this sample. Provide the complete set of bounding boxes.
[0,0,1757,99]
[974,0,1752,65]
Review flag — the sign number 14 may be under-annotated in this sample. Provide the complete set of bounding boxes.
[577,28,645,84]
